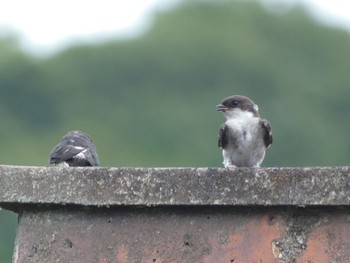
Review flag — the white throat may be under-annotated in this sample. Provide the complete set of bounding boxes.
[223,108,256,121]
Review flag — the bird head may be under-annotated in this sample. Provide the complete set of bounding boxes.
[216,95,259,119]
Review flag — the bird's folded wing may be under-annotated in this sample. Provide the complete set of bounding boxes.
[260,119,273,148]
[50,144,86,163]
[218,124,229,149]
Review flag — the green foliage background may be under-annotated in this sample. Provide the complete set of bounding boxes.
[1,1,350,260]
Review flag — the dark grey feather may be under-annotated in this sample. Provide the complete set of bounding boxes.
[260,119,273,148]
[49,131,99,167]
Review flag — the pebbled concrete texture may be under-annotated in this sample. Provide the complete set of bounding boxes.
[1,165,350,209]
[2,165,350,262]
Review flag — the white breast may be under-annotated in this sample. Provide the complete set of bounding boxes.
[222,111,266,167]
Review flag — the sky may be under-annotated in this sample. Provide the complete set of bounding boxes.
[1,0,350,56]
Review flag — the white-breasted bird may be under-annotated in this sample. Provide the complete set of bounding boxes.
[217,95,272,168]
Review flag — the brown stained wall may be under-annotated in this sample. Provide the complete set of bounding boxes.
[13,207,350,263]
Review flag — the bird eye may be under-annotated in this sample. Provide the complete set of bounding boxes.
[231,100,239,107]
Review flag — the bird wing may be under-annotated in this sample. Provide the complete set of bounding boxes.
[218,124,230,149]
[71,135,100,166]
[260,119,273,148]
[82,146,100,166]
[49,143,86,164]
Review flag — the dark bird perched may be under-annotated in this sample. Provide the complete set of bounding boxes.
[216,95,272,168]
[49,131,100,167]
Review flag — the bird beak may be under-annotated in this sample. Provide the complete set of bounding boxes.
[216,104,227,112]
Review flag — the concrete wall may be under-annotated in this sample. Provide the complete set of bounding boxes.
[1,166,350,262]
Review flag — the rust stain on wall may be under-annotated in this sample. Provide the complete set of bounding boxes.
[13,207,350,263]
[203,214,284,263]
[115,247,129,263]
[98,257,107,263]
[299,216,350,262]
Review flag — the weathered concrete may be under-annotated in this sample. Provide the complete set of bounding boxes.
[1,165,350,263]
[1,166,350,210]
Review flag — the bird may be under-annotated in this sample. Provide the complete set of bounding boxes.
[216,95,272,168]
[49,130,100,167]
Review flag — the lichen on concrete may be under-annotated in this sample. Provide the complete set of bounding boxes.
[1,165,350,211]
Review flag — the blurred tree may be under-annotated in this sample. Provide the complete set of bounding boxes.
[0,39,61,132]
[2,0,350,260]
